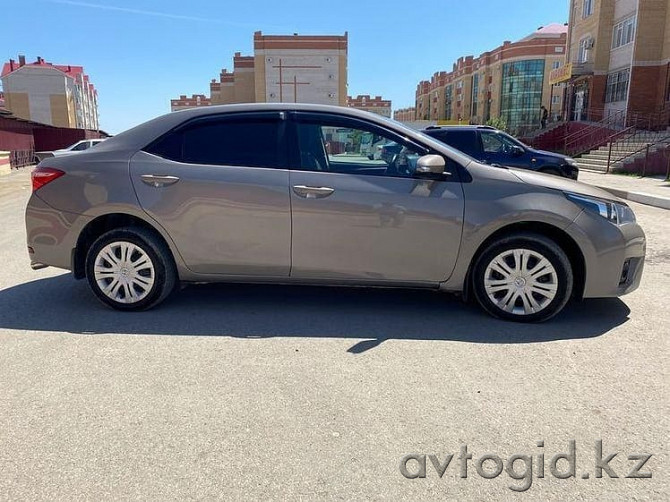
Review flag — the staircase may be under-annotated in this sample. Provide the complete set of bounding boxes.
[575,128,670,173]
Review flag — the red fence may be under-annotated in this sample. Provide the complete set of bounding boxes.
[0,114,107,168]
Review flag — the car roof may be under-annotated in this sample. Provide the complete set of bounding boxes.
[422,125,498,132]
[90,103,475,166]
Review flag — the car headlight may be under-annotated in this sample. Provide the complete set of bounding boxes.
[565,157,578,167]
[565,192,636,225]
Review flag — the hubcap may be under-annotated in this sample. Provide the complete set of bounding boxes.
[94,241,155,304]
[484,248,558,316]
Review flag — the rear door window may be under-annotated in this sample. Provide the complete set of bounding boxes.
[441,130,480,158]
[145,114,287,168]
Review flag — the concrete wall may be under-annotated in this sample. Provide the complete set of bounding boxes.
[259,49,343,105]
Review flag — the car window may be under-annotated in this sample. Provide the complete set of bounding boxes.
[145,116,285,168]
[71,141,89,151]
[432,130,480,157]
[294,116,429,178]
[481,131,518,154]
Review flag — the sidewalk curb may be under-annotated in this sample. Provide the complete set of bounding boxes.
[595,185,670,210]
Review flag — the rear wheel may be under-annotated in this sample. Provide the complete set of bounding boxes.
[472,233,573,322]
[85,227,176,311]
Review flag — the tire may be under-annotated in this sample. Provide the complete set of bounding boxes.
[472,233,573,322]
[85,227,177,311]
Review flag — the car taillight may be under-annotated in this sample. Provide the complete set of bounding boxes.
[32,167,65,192]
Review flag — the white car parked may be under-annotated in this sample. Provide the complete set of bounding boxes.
[35,139,106,163]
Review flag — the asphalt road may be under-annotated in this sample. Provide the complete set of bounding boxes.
[0,169,668,501]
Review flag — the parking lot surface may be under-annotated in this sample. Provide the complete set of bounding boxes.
[0,169,668,500]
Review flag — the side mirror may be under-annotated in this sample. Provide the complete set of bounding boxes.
[511,145,525,157]
[415,154,445,175]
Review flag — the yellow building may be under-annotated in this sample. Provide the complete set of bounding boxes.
[347,95,392,117]
[172,31,348,109]
[564,0,670,123]
[1,55,99,129]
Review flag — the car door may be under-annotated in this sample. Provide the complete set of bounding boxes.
[479,130,532,168]
[287,112,465,283]
[130,112,291,276]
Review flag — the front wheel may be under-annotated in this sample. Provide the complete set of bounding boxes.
[85,227,177,311]
[472,233,573,322]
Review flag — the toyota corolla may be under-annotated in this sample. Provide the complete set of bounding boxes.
[25,104,645,322]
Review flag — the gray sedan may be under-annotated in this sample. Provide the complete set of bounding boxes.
[25,104,645,322]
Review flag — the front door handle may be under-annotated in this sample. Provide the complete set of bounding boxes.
[292,185,335,199]
[140,174,180,187]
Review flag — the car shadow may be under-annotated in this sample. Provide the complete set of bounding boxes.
[0,274,630,353]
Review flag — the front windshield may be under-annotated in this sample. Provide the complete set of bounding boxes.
[501,131,531,149]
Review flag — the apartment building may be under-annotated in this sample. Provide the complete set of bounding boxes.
[173,31,348,109]
[410,24,568,133]
[393,107,416,121]
[1,55,99,129]
[170,94,211,112]
[564,0,670,122]
[347,95,392,117]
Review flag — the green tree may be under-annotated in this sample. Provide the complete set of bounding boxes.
[486,117,508,132]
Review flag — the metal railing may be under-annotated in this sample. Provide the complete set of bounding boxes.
[564,107,670,157]
[563,109,628,156]
[9,149,35,169]
[606,131,670,176]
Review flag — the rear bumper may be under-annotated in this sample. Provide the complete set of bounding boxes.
[567,210,646,298]
[25,193,91,272]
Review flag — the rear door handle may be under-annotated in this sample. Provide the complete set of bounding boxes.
[140,174,180,187]
[292,185,335,199]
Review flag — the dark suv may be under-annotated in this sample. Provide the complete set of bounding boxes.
[422,125,579,179]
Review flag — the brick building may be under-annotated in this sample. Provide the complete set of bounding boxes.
[563,0,670,123]
[409,24,568,134]
[347,95,392,117]
[1,55,99,129]
[170,94,211,112]
[393,107,416,121]
[172,31,348,109]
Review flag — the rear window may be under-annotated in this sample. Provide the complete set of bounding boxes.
[145,117,285,168]
[429,130,480,157]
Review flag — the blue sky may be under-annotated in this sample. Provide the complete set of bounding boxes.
[3,0,568,133]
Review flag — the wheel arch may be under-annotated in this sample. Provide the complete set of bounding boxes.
[73,212,178,280]
[463,221,586,302]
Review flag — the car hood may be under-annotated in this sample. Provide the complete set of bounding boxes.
[530,148,571,161]
[509,167,625,202]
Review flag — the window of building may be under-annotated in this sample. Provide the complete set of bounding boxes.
[582,0,594,18]
[578,37,593,63]
[472,74,479,117]
[145,115,285,168]
[612,16,636,49]
[445,85,453,120]
[552,95,561,105]
[499,59,545,133]
[605,68,631,103]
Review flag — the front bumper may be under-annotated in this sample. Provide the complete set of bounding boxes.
[567,210,646,298]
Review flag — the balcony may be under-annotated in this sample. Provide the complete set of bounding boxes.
[571,62,594,76]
